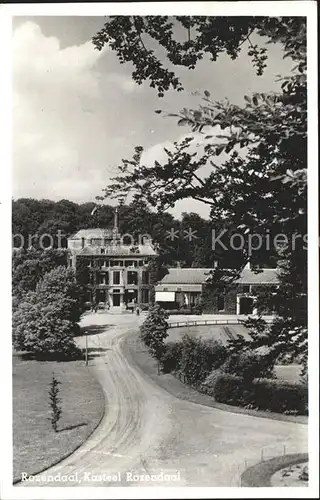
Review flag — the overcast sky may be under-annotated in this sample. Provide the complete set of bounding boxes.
[12,16,293,218]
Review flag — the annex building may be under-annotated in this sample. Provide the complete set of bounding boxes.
[155,263,279,315]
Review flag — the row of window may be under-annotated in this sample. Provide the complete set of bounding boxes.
[88,288,150,304]
[88,259,147,268]
[95,270,150,285]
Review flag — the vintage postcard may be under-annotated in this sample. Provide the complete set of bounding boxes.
[0,2,318,499]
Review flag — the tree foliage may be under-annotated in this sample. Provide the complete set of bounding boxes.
[13,266,82,358]
[93,16,307,372]
[140,304,169,360]
[12,248,68,305]
[93,16,305,94]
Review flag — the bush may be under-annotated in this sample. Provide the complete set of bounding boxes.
[200,368,224,396]
[139,303,150,311]
[213,373,308,415]
[252,379,308,415]
[191,304,203,315]
[220,351,274,382]
[213,373,248,405]
[160,341,183,373]
[165,309,191,315]
[179,335,227,386]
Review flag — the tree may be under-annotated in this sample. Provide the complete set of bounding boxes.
[13,267,82,358]
[49,374,62,432]
[93,16,307,374]
[140,304,169,369]
[93,17,304,95]
[12,248,69,305]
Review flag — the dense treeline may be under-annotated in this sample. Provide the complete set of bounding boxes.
[12,198,255,269]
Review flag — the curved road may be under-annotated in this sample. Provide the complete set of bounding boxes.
[20,312,308,488]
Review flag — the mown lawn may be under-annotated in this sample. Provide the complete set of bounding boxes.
[166,324,251,345]
[13,355,105,483]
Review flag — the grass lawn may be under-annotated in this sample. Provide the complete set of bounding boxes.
[166,324,251,344]
[274,364,302,384]
[13,355,105,483]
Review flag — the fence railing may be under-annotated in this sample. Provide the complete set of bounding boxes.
[168,317,274,329]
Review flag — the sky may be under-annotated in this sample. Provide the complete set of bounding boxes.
[12,16,294,218]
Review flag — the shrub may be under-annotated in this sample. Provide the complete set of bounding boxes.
[220,350,274,383]
[166,309,193,315]
[252,379,308,415]
[213,373,308,415]
[191,304,203,315]
[139,303,150,311]
[213,373,248,405]
[200,368,224,396]
[160,341,183,373]
[179,335,227,386]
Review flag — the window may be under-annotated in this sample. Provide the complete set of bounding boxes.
[99,273,108,285]
[101,249,105,254]
[125,260,137,268]
[242,285,250,293]
[69,259,72,267]
[142,270,149,285]
[91,238,102,246]
[217,296,225,311]
[190,292,199,306]
[127,271,138,285]
[111,260,123,267]
[141,289,149,303]
[98,273,108,285]
[113,271,120,285]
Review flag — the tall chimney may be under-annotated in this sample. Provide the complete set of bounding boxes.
[114,207,119,230]
[81,237,85,248]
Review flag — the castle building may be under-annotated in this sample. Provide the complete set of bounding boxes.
[67,209,157,311]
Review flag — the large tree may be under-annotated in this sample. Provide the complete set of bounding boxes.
[13,266,83,358]
[93,16,307,374]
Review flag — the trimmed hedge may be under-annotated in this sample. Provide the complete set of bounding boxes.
[166,309,193,315]
[166,307,202,315]
[212,373,308,415]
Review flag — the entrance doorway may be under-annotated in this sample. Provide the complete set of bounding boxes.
[239,296,254,315]
[113,293,121,307]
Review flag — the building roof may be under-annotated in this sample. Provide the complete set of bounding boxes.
[159,267,279,286]
[77,243,156,257]
[236,268,279,284]
[69,228,115,240]
[160,268,212,285]
[68,227,156,257]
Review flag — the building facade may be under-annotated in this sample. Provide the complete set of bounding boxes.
[68,210,156,311]
[155,264,279,315]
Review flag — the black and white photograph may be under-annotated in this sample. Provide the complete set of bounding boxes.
[0,2,318,498]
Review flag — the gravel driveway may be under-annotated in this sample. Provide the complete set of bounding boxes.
[19,312,308,488]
